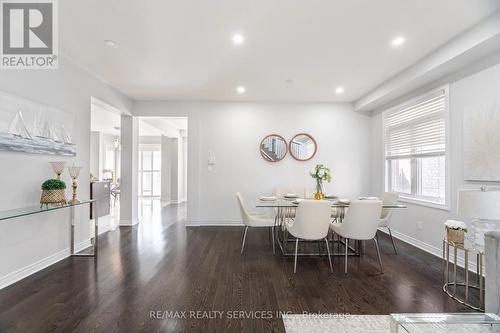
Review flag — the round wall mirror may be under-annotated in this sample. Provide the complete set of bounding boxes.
[289,133,317,161]
[260,134,288,162]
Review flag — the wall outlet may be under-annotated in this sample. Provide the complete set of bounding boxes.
[417,221,423,230]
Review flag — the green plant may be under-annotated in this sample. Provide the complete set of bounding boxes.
[41,179,66,191]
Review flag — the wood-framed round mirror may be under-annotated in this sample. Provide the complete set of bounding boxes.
[260,134,288,162]
[289,133,317,161]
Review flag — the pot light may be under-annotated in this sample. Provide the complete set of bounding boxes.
[232,34,245,45]
[335,87,344,94]
[104,40,118,48]
[391,36,406,47]
[236,86,246,94]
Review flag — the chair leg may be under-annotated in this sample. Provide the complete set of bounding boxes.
[240,226,248,254]
[387,227,398,255]
[373,237,383,273]
[317,240,321,256]
[284,230,289,255]
[294,238,299,274]
[271,226,275,254]
[325,238,333,273]
[344,237,349,274]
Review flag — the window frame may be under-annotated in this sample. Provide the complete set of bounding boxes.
[382,85,450,211]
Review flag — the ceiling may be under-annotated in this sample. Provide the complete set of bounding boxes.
[61,0,500,102]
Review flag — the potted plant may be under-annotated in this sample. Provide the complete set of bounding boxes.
[310,164,332,200]
[40,179,67,207]
[445,220,467,245]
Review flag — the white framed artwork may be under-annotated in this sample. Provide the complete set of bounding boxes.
[0,90,76,156]
[463,103,500,181]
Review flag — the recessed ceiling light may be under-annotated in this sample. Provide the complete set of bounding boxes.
[236,86,246,94]
[335,87,345,94]
[391,36,406,47]
[104,40,118,48]
[232,34,245,45]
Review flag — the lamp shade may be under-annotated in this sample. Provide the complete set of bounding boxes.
[458,189,500,220]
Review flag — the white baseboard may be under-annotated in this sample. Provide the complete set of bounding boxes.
[119,218,140,226]
[380,228,478,273]
[0,239,92,290]
[185,220,243,227]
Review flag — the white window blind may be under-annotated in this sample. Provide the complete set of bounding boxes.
[385,89,446,159]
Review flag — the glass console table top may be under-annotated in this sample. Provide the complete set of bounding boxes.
[0,199,96,221]
[391,313,500,333]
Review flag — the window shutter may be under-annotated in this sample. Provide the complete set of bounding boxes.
[385,90,446,159]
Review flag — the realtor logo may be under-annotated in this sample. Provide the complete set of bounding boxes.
[1,0,58,69]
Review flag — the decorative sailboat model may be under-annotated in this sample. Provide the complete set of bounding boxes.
[8,110,32,139]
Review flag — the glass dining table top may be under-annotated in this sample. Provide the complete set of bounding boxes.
[255,198,407,208]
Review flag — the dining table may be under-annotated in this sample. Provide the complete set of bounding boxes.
[255,198,407,257]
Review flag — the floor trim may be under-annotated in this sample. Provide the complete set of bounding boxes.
[185,220,243,227]
[0,239,92,290]
[380,228,478,272]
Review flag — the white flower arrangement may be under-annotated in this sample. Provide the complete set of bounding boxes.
[310,164,332,182]
[445,220,467,232]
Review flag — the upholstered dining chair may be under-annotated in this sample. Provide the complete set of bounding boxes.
[330,200,383,274]
[236,192,276,254]
[379,192,399,254]
[285,200,333,273]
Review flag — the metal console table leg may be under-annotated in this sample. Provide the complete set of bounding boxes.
[71,201,98,258]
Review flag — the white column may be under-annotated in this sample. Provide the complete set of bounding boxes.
[120,115,139,226]
[170,138,179,204]
[161,135,172,206]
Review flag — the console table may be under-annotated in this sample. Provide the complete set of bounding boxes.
[0,199,98,257]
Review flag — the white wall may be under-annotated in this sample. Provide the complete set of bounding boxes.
[134,101,372,225]
[0,56,132,288]
[370,62,500,264]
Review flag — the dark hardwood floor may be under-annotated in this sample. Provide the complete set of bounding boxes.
[0,203,470,333]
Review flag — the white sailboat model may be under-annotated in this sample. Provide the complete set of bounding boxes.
[59,124,74,145]
[8,110,32,139]
[38,119,59,142]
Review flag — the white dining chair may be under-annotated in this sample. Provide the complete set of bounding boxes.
[236,192,276,254]
[378,192,399,254]
[285,200,333,273]
[330,200,383,274]
[275,186,297,198]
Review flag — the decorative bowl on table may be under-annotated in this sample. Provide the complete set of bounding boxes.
[283,193,299,199]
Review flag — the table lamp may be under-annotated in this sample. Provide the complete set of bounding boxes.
[458,187,500,247]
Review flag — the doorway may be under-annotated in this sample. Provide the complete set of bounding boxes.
[137,117,188,219]
[89,97,123,233]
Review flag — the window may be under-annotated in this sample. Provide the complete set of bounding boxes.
[384,88,448,207]
[138,144,162,197]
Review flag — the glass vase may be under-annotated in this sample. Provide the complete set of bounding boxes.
[314,180,325,200]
